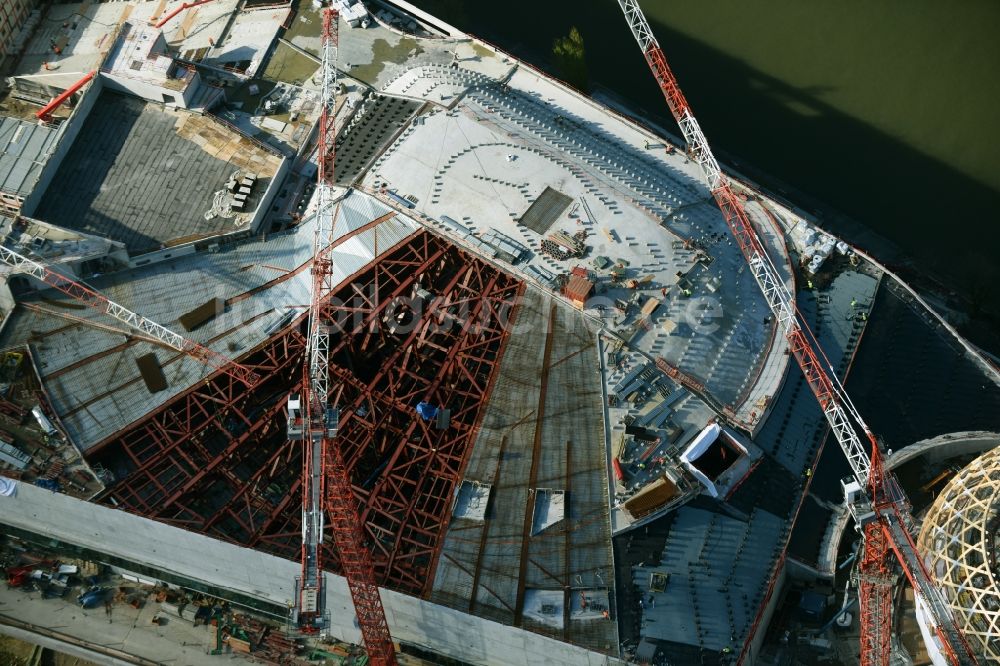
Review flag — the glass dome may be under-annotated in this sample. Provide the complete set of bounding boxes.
[917,445,1000,662]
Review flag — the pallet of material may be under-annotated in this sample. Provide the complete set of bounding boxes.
[549,230,582,252]
[612,433,628,459]
[613,363,648,395]
[622,477,681,519]
[225,636,251,654]
[637,401,672,429]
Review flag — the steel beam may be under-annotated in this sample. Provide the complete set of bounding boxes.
[90,232,522,597]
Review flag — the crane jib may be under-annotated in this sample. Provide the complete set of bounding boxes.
[614,0,978,664]
[0,245,259,387]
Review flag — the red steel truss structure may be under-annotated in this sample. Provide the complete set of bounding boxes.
[89,230,522,597]
[88,323,308,546]
[323,234,522,592]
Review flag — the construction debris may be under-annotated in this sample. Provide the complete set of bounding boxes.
[540,229,589,260]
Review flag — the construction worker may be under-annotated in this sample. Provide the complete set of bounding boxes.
[807,279,814,290]
[850,298,857,308]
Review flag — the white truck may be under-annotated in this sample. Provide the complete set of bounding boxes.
[31,405,58,437]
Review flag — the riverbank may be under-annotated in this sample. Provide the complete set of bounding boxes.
[405,0,1000,354]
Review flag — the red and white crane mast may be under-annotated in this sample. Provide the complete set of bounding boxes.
[287,9,396,664]
[613,2,976,664]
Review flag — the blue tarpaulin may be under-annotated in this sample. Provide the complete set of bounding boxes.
[416,401,438,421]
[34,478,61,492]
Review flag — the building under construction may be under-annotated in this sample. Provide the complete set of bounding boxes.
[0,1,998,665]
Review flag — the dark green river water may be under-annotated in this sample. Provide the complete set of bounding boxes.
[408,0,1000,346]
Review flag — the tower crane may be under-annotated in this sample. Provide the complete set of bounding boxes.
[612,2,977,665]
[0,245,259,388]
[285,9,396,665]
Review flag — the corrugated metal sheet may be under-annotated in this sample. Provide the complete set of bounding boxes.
[430,287,618,651]
[0,117,58,198]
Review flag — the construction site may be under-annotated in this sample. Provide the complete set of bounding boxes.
[0,1,998,666]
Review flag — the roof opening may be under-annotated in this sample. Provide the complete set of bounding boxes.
[178,297,224,331]
[690,430,744,479]
[135,353,168,393]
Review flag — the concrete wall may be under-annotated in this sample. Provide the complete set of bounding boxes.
[0,622,138,666]
[0,482,620,666]
[741,563,786,665]
[102,71,198,109]
[0,282,16,334]
[20,74,105,218]
[128,241,200,269]
[885,431,1000,470]
[250,156,290,234]
[370,0,467,38]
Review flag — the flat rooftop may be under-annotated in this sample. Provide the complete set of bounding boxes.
[33,90,281,253]
[12,2,122,90]
[103,24,191,92]
[363,63,790,426]
[153,0,242,48]
[12,0,245,86]
[197,4,289,75]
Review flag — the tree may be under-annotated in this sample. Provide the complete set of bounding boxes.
[553,27,588,92]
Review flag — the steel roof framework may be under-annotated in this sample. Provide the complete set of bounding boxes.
[90,230,522,596]
[324,233,522,592]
